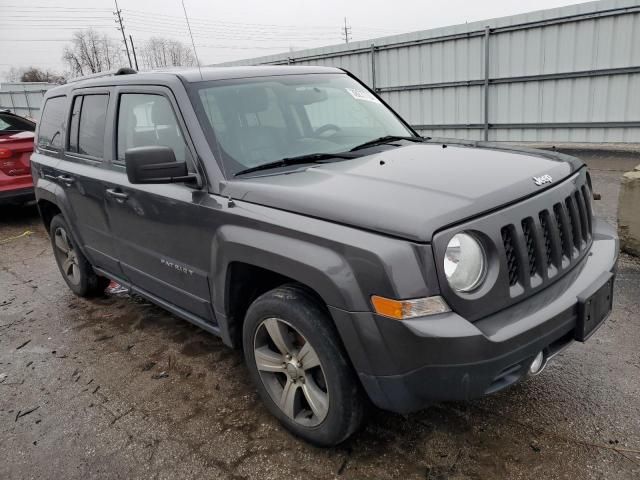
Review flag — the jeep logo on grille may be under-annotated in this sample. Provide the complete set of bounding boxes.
[533,174,553,186]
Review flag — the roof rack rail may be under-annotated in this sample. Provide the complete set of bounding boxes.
[67,67,137,84]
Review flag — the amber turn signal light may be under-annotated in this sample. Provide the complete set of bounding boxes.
[371,295,450,320]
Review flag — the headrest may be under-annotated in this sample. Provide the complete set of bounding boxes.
[234,86,269,114]
[151,99,175,126]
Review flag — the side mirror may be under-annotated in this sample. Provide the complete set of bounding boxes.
[124,146,196,184]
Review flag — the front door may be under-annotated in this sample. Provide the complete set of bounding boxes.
[103,87,214,322]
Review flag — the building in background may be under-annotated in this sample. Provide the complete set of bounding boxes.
[0,82,56,120]
[215,0,640,144]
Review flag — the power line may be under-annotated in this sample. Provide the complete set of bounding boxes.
[122,8,342,30]
[2,17,343,41]
[0,38,308,50]
[120,16,340,36]
[0,39,76,42]
[124,23,338,41]
[4,4,399,33]
[2,14,113,18]
[2,26,115,30]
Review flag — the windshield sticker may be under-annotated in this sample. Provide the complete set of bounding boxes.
[345,87,380,103]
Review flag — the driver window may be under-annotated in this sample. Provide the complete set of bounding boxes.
[117,93,193,169]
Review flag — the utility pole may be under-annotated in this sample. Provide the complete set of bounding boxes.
[342,17,352,44]
[114,0,133,68]
[129,35,139,70]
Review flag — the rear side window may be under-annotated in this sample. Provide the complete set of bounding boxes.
[37,96,66,151]
[68,94,108,158]
[0,113,35,132]
[117,93,192,165]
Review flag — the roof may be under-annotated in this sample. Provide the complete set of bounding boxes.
[174,65,341,82]
[47,65,343,95]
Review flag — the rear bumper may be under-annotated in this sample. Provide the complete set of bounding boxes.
[0,185,34,204]
[331,219,619,413]
[0,171,34,204]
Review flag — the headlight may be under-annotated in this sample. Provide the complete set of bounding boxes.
[444,232,486,292]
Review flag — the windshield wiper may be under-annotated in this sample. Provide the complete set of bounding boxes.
[349,135,424,152]
[234,152,359,177]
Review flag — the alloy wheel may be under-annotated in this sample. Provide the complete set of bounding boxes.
[53,227,81,285]
[253,317,329,427]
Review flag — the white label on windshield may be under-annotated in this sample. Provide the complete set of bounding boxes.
[345,87,380,103]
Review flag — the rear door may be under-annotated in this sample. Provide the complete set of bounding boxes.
[54,88,120,274]
[102,86,214,322]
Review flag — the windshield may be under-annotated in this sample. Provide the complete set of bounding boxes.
[189,73,414,177]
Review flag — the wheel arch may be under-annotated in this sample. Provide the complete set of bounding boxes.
[211,226,367,348]
[37,198,62,233]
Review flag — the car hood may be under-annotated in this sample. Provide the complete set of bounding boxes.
[221,142,583,242]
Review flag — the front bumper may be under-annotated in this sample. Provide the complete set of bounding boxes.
[330,219,619,413]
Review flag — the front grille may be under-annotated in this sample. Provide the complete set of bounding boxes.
[539,211,553,267]
[501,226,519,286]
[521,218,538,277]
[500,182,592,290]
[553,203,570,258]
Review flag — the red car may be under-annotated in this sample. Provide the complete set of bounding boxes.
[0,110,36,205]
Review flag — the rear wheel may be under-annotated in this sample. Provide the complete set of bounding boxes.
[243,284,364,446]
[49,214,109,297]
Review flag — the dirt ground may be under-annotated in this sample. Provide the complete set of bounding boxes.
[1,155,639,480]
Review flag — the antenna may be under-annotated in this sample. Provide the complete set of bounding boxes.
[129,35,139,71]
[181,0,203,80]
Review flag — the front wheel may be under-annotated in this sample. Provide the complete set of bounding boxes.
[49,214,109,297]
[243,284,364,446]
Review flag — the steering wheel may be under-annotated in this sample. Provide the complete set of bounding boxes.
[314,123,342,137]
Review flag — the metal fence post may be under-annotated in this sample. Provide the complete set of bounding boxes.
[370,43,377,91]
[483,26,491,141]
[23,89,32,118]
[8,91,16,115]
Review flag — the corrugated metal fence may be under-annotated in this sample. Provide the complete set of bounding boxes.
[0,82,55,119]
[216,0,640,143]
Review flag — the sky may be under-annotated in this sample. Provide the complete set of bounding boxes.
[1,0,587,79]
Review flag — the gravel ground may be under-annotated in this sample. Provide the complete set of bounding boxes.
[1,158,639,479]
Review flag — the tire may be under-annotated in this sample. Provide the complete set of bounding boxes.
[243,284,364,446]
[49,214,109,297]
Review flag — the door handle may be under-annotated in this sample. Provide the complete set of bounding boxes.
[106,188,129,201]
[57,174,75,185]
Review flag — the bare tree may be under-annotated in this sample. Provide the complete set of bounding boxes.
[140,37,196,69]
[63,29,125,77]
[20,67,66,84]
[3,66,66,84]
[5,67,23,82]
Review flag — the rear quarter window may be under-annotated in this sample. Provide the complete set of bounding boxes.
[37,96,67,151]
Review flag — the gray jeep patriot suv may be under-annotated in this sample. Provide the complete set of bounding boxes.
[32,66,618,446]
